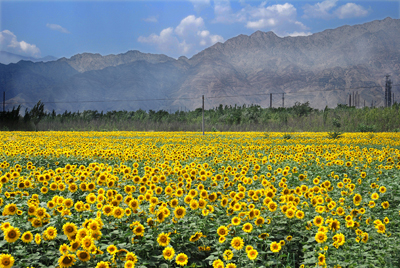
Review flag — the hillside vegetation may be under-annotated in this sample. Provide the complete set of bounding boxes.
[1,102,400,132]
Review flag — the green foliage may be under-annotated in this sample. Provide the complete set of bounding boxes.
[283,133,292,140]
[327,131,342,139]
[332,116,341,128]
[4,101,400,132]
[30,100,45,130]
[356,123,376,132]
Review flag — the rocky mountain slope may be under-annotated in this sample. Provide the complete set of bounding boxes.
[1,17,399,112]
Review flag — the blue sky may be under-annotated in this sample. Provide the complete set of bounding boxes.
[0,0,399,59]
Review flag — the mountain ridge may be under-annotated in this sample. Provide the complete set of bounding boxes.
[1,17,399,112]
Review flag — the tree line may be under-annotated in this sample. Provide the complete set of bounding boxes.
[1,101,400,132]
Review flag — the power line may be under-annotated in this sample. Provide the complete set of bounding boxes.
[3,84,400,105]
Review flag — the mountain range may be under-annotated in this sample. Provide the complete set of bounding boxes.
[0,51,57,65]
[1,17,399,113]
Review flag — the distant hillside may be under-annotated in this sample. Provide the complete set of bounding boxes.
[1,17,399,113]
[0,51,57,65]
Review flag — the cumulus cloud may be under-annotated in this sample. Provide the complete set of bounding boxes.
[303,0,369,19]
[0,30,41,57]
[142,16,158,23]
[333,3,369,19]
[138,15,224,57]
[212,1,309,36]
[46,23,70,34]
[175,15,204,37]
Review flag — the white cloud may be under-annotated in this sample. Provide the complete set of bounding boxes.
[213,0,247,24]
[333,3,369,19]
[212,1,309,36]
[175,15,204,37]
[138,15,224,57]
[189,0,210,11]
[46,23,70,34]
[142,16,158,23]
[303,0,369,19]
[286,31,313,37]
[302,0,338,19]
[0,30,41,57]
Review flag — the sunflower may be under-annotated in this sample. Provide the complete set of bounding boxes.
[231,216,241,226]
[107,245,118,255]
[163,247,175,260]
[376,223,386,234]
[112,207,124,219]
[353,194,362,205]
[21,231,33,243]
[315,231,327,243]
[223,249,233,261]
[157,233,170,247]
[35,233,41,245]
[329,219,340,232]
[217,226,228,237]
[81,236,93,251]
[174,206,186,219]
[4,204,17,215]
[125,252,138,263]
[212,259,224,268]
[124,260,135,268]
[242,223,253,233]
[4,227,20,243]
[43,226,57,241]
[102,205,113,216]
[189,232,203,242]
[0,222,11,232]
[247,249,258,260]
[252,216,264,227]
[313,215,324,227]
[95,261,110,268]
[175,253,188,266]
[88,221,100,233]
[0,254,15,268]
[268,201,277,212]
[68,240,81,252]
[77,250,91,262]
[295,210,305,219]
[63,222,78,237]
[133,224,145,236]
[231,237,244,250]
[59,243,69,255]
[270,241,281,253]
[318,253,326,266]
[381,201,389,209]
[58,254,76,268]
[226,264,237,268]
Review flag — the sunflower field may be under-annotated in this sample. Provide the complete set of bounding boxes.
[0,131,399,268]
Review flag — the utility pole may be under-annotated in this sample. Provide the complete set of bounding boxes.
[352,92,355,107]
[270,93,272,108]
[349,94,351,107]
[202,95,204,136]
[282,93,284,108]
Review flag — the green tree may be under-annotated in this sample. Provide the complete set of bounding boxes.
[30,100,45,131]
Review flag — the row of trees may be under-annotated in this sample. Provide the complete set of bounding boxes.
[1,101,399,132]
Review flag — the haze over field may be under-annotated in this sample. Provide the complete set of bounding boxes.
[0,1,399,112]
